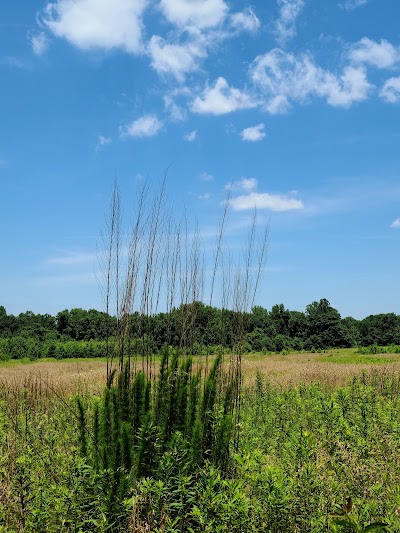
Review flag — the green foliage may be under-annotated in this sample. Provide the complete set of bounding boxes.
[237,371,400,532]
[317,352,396,364]
[359,314,400,347]
[357,345,400,355]
[3,369,400,531]
[73,351,239,529]
[1,300,399,358]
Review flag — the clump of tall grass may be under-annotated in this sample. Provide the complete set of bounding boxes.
[77,179,269,528]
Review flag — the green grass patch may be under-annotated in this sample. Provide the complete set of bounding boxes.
[317,353,398,364]
[0,356,109,367]
[2,367,400,531]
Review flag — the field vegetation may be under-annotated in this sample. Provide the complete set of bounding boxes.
[1,356,400,531]
[1,182,399,532]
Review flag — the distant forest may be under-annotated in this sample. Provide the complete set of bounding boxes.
[1,299,399,360]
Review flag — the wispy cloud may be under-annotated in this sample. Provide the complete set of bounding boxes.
[250,48,372,112]
[192,77,256,115]
[227,178,258,191]
[162,86,194,122]
[303,178,400,217]
[2,56,31,69]
[47,251,95,266]
[229,191,304,212]
[41,0,147,53]
[274,0,305,45]
[198,193,211,200]
[29,31,49,56]
[184,130,197,141]
[380,77,400,103]
[390,218,400,229]
[229,8,260,33]
[349,38,399,69]
[122,114,163,138]
[266,95,291,115]
[240,123,266,142]
[148,36,206,81]
[96,134,112,150]
[200,171,214,182]
[339,0,368,11]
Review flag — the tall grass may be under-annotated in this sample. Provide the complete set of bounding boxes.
[76,179,269,528]
[2,364,400,530]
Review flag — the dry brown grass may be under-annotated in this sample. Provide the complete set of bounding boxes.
[241,352,400,388]
[1,350,400,395]
[0,360,108,396]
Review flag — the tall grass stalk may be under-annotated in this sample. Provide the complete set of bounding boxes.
[79,178,269,528]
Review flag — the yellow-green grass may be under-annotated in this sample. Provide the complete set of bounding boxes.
[241,348,400,387]
[2,348,400,394]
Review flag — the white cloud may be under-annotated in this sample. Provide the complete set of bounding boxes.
[159,0,228,30]
[198,193,211,200]
[250,49,372,111]
[200,171,214,182]
[164,98,186,122]
[184,130,198,141]
[228,178,258,191]
[163,87,192,121]
[41,0,147,53]
[349,38,399,69]
[340,0,368,10]
[380,77,400,103]
[241,178,258,190]
[324,66,372,107]
[229,191,304,212]
[192,77,257,115]
[96,134,112,149]
[266,94,290,114]
[149,6,261,81]
[230,8,260,33]
[274,0,304,44]
[47,251,95,265]
[390,218,400,228]
[122,115,163,138]
[240,124,266,142]
[30,31,49,56]
[148,36,206,80]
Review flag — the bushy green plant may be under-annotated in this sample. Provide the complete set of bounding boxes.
[75,350,240,528]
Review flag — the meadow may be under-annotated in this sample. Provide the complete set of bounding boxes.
[2,184,399,531]
[1,348,400,391]
[1,349,400,532]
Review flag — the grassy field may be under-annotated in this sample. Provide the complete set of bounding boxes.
[2,349,400,531]
[1,348,400,392]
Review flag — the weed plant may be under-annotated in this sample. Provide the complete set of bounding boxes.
[76,180,267,530]
[2,370,400,531]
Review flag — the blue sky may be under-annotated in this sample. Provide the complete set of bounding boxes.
[1,0,399,319]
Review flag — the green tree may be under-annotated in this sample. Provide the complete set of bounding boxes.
[288,310,308,340]
[270,304,290,336]
[305,299,352,349]
[359,313,400,346]
[341,316,361,347]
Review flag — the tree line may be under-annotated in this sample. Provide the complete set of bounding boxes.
[0,299,399,360]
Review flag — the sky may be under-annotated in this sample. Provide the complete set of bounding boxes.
[0,0,400,320]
